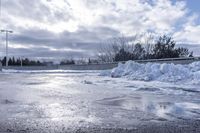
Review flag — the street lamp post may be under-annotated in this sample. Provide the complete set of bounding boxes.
[21,56,24,67]
[1,29,13,67]
[0,0,1,19]
[0,0,2,64]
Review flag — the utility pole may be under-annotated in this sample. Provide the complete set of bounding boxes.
[1,30,13,67]
[0,0,2,63]
[0,0,1,19]
[21,56,24,67]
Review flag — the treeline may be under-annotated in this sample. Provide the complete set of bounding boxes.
[60,59,75,65]
[0,57,44,66]
[98,35,193,62]
[0,57,102,66]
[60,58,100,65]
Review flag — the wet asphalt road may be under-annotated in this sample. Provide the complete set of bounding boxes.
[0,72,200,133]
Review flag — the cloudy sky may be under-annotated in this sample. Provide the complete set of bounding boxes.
[0,0,200,59]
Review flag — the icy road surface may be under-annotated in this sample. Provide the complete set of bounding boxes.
[0,71,200,133]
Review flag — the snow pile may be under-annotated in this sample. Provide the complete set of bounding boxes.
[101,61,200,84]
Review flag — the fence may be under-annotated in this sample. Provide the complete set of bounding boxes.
[1,57,200,71]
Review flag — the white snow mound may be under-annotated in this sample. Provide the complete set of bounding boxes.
[101,61,200,84]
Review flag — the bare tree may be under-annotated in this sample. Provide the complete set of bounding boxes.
[142,33,155,59]
[97,35,138,62]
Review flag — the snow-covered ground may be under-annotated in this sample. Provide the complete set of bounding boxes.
[0,67,200,132]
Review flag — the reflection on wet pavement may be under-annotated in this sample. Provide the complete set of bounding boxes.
[95,93,200,122]
[0,72,200,130]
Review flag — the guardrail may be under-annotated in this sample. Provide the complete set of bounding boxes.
[93,57,200,65]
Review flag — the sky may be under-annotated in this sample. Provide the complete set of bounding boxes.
[0,0,200,60]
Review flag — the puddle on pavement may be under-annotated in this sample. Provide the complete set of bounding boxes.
[25,82,47,85]
[1,99,15,104]
[136,87,161,92]
[167,87,200,93]
[95,93,200,121]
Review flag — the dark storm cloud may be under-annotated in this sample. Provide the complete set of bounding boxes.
[11,26,120,45]
[8,26,121,58]
[8,47,89,58]
[11,29,56,45]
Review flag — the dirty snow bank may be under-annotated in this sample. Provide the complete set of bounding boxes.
[100,61,200,84]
